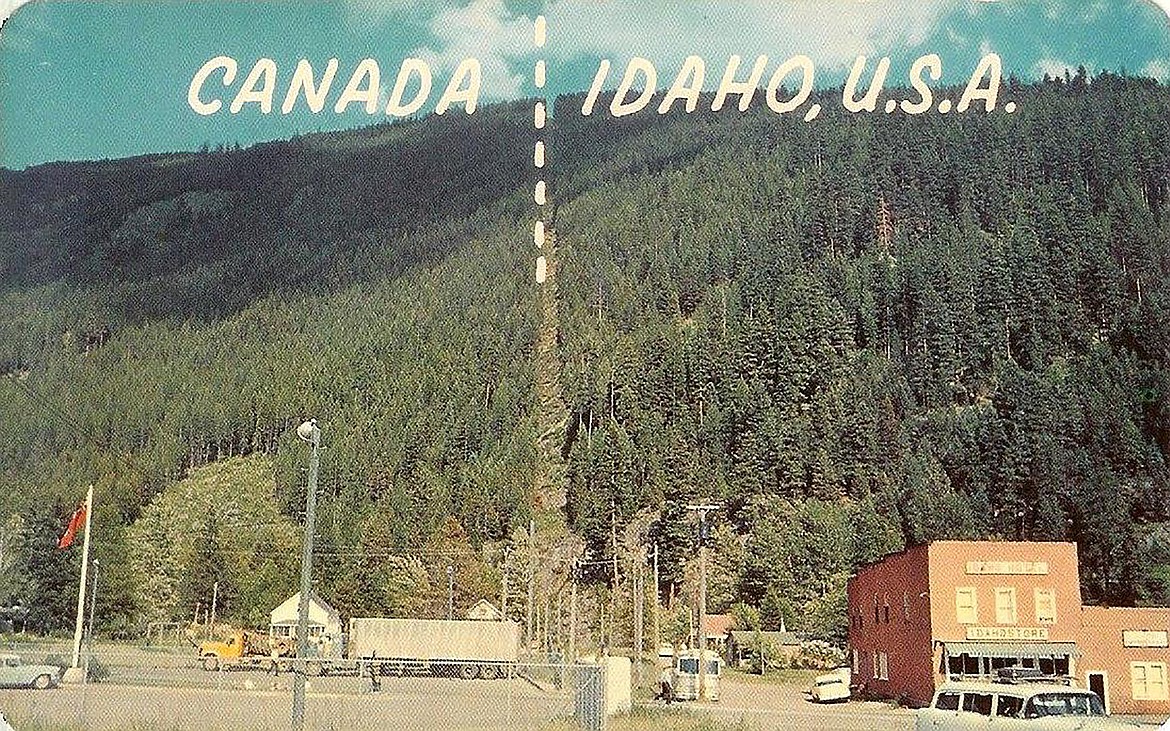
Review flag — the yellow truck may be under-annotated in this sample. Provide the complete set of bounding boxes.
[198,629,293,672]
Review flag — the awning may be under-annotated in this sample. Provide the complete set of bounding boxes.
[942,642,1079,659]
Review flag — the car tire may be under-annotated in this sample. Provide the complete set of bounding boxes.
[32,674,52,690]
[479,664,499,680]
[458,664,478,680]
[202,656,219,672]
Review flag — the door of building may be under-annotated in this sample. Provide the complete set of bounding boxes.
[1086,671,1109,714]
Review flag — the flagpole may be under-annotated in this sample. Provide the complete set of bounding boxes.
[70,485,93,670]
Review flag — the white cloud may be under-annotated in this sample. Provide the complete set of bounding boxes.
[0,0,33,24]
[385,0,958,101]
[543,0,954,73]
[1033,57,1075,79]
[1142,57,1170,81]
[411,0,532,100]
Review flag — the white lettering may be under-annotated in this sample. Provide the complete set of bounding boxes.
[282,59,339,115]
[188,56,238,116]
[610,58,656,117]
[334,59,381,114]
[435,58,481,115]
[386,58,432,116]
[765,55,815,114]
[713,55,768,112]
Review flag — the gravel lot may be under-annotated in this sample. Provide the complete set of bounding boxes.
[0,647,1162,731]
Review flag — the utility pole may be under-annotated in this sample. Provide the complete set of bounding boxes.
[652,543,660,654]
[209,581,218,636]
[447,566,455,620]
[687,503,720,703]
[633,547,644,685]
[527,519,535,648]
[569,558,577,662]
[501,550,509,621]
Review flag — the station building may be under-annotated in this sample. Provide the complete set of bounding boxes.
[846,540,1170,715]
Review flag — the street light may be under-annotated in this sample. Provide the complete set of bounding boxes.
[291,419,320,731]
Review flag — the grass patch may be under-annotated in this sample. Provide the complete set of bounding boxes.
[3,715,181,731]
[722,667,820,686]
[544,706,754,731]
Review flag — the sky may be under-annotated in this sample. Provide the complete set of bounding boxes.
[0,0,1168,169]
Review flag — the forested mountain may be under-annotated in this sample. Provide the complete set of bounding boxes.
[1,74,1169,646]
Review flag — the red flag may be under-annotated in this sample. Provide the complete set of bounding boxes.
[57,504,87,549]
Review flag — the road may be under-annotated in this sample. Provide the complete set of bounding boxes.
[666,675,916,731]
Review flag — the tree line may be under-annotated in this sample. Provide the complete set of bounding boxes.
[0,74,1167,648]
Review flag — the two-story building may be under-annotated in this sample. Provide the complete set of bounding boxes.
[847,540,1170,715]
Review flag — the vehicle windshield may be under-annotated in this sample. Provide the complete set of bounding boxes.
[679,658,698,674]
[1023,693,1105,717]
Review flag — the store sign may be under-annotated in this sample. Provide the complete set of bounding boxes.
[966,626,1050,641]
[965,561,1049,575]
[1122,630,1169,648]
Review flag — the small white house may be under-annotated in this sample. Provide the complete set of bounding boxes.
[269,592,342,640]
[465,599,504,621]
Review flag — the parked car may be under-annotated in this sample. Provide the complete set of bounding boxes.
[0,653,61,689]
[809,667,851,703]
[916,680,1145,730]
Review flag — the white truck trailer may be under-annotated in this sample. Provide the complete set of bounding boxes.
[306,618,521,679]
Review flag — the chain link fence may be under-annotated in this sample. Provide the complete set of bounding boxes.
[0,644,607,731]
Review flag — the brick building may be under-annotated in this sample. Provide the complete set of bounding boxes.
[846,540,1170,714]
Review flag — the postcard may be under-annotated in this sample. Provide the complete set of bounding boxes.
[0,2,1168,729]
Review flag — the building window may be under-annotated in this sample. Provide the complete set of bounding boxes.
[1131,662,1169,701]
[903,591,910,621]
[883,594,890,623]
[1034,588,1056,624]
[994,587,1017,624]
[852,649,859,675]
[874,595,880,624]
[955,587,978,624]
[878,652,890,681]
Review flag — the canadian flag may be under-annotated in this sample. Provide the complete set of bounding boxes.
[57,503,87,549]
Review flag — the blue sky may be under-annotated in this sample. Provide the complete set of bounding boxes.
[1,0,1168,169]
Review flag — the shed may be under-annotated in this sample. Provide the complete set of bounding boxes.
[726,630,803,669]
[701,614,735,651]
[269,592,343,640]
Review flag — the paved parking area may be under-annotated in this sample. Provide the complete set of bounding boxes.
[655,676,916,731]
